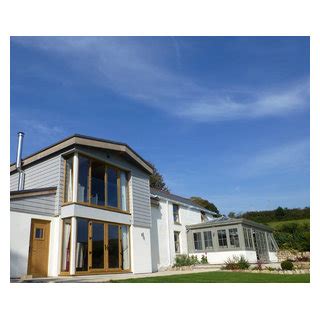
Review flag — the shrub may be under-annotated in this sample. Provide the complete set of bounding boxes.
[281,260,294,270]
[266,266,276,271]
[223,255,250,270]
[201,255,208,264]
[274,222,310,252]
[237,256,250,269]
[295,256,310,262]
[174,254,199,267]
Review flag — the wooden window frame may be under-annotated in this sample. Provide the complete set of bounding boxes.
[63,153,130,215]
[174,231,180,254]
[63,156,74,205]
[73,217,131,276]
[193,232,203,251]
[228,228,240,248]
[217,229,228,248]
[173,204,180,224]
[60,218,72,275]
[203,230,213,249]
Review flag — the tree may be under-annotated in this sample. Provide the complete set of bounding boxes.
[149,162,170,192]
[275,206,285,219]
[228,212,236,218]
[190,196,220,214]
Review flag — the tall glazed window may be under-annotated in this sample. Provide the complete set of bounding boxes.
[64,157,73,203]
[77,156,89,203]
[107,167,118,208]
[61,219,71,272]
[76,218,88,272]
[120,171,128,211]
[91,160,105,206]
[121,225,130,270]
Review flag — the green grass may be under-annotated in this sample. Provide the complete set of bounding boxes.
[111,271,309,283]
[266,218,310,229]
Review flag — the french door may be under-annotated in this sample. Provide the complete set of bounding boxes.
[253,230,269,263]
[88,221,129,272]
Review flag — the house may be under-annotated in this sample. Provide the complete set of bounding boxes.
[10,133,154,278]
[10,133,278,279]
[150,189,278,271]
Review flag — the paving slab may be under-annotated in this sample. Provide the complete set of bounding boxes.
[11,267,222,283]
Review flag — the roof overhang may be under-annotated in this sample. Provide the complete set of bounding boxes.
[10,134,153,175]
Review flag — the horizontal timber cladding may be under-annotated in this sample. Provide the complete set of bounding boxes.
[10,193,56,216]
[10,154,65,215]
[10,155,61,190]
[75,146,152,228]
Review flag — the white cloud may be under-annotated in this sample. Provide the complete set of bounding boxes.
[179,81,309,121]
[11,37,309,122]
[236,139,309,178]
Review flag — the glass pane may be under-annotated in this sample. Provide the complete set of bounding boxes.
[218,230,228,248]
[107,167,118,207]
[174,232,180,253]
[229,228,240,248]
[173,204,179,223]
[244,227,253,249]
[244,228,249,248]
[92,223,104,269]
[193,232,202,250]
[120,171,128,211]
[91,160,105,206]
[204,231,213,249]
[108,224,119,268]
[77,156,89,202]
[64,157,73,202]
[248,230,253,248]
[76,218,88,271]
[121,225,129,270]
[61,219,71,272]
[35,228,43,239]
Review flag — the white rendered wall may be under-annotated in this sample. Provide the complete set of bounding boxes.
[61,203,131,225]
[10,211,60,278]
[151,202,170,271]
[150,199,204,271]
[268,251,278,263]
[130,225,152,274]
[192,250,258,264]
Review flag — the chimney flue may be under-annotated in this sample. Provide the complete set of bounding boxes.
[16,132,25,191]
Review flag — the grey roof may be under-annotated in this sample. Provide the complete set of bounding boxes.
[10,133,153,174]
[187,217,273,232]
[150,187,216,214]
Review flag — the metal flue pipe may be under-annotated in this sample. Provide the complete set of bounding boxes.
[16,132,25,191]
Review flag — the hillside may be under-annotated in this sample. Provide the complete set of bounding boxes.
[239,207,310,252]
[266,218,310,229]
[241,207,310,224]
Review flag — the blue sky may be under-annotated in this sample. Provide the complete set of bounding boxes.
[10,36,310,214]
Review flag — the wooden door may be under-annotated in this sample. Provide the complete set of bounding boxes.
[28,220,51,277]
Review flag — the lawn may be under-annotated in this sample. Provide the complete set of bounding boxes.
[266,218,310,229]
[111,271,309,283]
